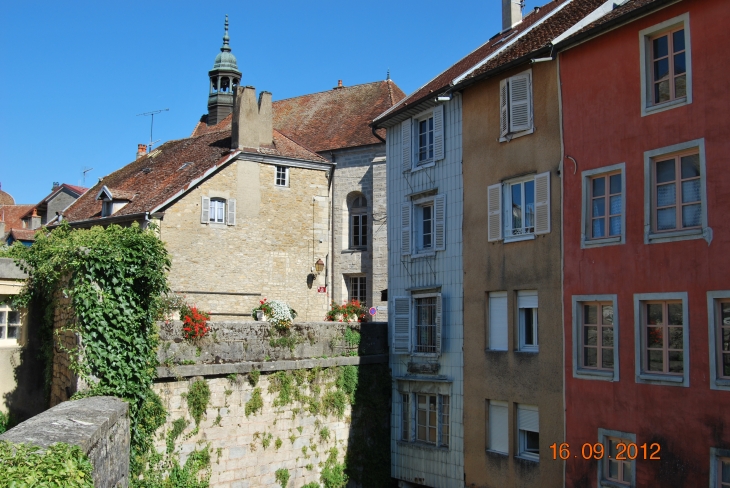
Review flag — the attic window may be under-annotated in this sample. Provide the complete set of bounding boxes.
[142,168,152,174]
[179,162,194,170]
[102,200,129,217]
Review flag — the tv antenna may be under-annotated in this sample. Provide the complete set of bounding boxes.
[137,108,169,152]
[82,166,94,185]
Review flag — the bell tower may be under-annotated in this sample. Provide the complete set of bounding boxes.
[207,15,242,126]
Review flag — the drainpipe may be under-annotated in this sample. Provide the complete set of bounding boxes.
[371,125,386,144]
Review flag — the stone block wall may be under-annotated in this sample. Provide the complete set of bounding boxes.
[0,396,130,488]
[50,288,82,407]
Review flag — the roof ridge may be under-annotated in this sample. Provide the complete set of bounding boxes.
[273,80,386,103]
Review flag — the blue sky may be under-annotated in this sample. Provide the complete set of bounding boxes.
[0,0,545,204]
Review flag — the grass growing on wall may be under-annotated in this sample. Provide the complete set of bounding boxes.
[0,441,94,487]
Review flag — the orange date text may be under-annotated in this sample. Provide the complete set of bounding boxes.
[549,442,661,460]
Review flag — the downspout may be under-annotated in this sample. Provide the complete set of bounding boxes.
[557,52,567,488]
[371,125,386,144]
[328,162,336,301]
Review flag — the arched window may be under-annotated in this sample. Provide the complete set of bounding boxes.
[349,194,368,249]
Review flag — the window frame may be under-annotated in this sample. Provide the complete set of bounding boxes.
[643,139,708,244]
[348,276,366,305]
[401,393,411,442]
[517,291,538,353]
[349,194,368,250]
[639,13,692,117]
[516,404,539,462]
[597,428,637,488]
[0,304,22,347]
[415,112,435,166]
[503,174,536,243]
[633,292,690,387]
[499,69,534,142]
[396,380,451,451]
[572,295,620,381]
[275,165,289,187]
[581,164,626,249]
[487,399,509,455]
[402,392,450,449]
[707,291,730,391]
[413,293,439,355]
[415,200,434,253]
[209,198,226,224]
[710,448,730,488]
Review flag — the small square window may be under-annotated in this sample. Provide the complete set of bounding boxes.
[275,166,289,187]
[720,457,730,487]
[401,391,449,449]
[710,448,730,488]
[0,306,21,345]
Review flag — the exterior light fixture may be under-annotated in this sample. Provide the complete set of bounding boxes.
[315,259,325,274]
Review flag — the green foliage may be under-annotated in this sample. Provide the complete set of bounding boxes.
[304,465,314,473]
[269,333,299,351]
[343,327,361,349]
[320,448,347,488]
[0,411,8,434]
[248,370,260,387]
[164,446,211,488]
[321,390,347,419]
[184,380,210,428]
[226,373,238,383]
[275,437,283,450]
[336,366,358,404]
[245,387,263,417]
[297,426,303,434]
[0,440,93,487]
[269,371,294,406]
[167,418,188,454]
[319,427,330,442]
[274,468,290,488]
[262,432,272,449]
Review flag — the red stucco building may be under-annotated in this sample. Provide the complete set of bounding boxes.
[558,0,730,486]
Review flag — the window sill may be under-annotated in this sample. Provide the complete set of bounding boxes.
[515,348,539,354]
[647,227,704,244]
[600,480,632,488]
[341,248,366,254]
[515,454,540,464]
[499,127,534,143]
[636,372,687,387]
[396,440,450,452]
[574,368,616,382]
[409,161,436,173]
[412,251,436,259]
[642,96,688,117]
[504,234,535,244]
[486,449,509,457]
[711,378,730,391]
[582,235,622,249]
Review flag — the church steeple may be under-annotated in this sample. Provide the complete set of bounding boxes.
[207,15,242,126]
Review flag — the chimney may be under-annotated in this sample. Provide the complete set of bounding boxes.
[502,0,522,30]
[231,86,273,149]
[52,182,60,191]
[31,208,41,230]
[334,80,344,89]
[137,144,148,159]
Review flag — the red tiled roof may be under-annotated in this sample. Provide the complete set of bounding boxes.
[8,229,37,242]
[0,190,14,206]
[61,184,88,196]
[192,80,406,152]
[374,0,608,125]
[0,204,35,230]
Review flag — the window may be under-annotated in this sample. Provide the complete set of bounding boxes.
[400,106,444,171]
[712,452,730,488]
[517,404,539,461]
[349,195,367,249]
[349,276,366,305]
[415,393,449,447]
[644,139,707,244]
[640,14,692,116]
[391,294,442,356]
[400,195,446,256]
[488,400,508,454]
[401,393,411,441]
[275,166,289,187]
[0,305,21,346]
[209,199,225,223]
[200,196,236,226]
[487,172,550,243]
[634,293,689,387]
[581,164,626,248]
[707,291,730,391]
[488,292,508,351]
[598,429,636,487]
[499,70,533,141]
[573,295,620,381]
[518,291,538,352]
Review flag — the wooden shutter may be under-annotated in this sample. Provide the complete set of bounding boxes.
[499,78,509,138]
[487,183,503,242]
[489,401,509,453]
[433,194,446,251]
[393,296,411,354]
[433,105,445,161]
[517,405,539,433]
[227,198,236,226]
[435,293,443,354]
[534,171,551,235]
[509,72,532,133]
[489,292,508,351]
[401,119,412,172]
[200,196,210,223]
[401,202,412,256]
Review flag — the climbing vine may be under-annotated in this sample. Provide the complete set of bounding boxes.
[0,440,94,487]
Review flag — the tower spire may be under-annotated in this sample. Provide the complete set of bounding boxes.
[221,14,231,52]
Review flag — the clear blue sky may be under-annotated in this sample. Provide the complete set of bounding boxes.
[0,0,545,204]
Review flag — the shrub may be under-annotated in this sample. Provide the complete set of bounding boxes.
[275,468,290,488]
[0,440,93,487]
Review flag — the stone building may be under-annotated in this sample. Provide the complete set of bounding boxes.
[61,18,404,322]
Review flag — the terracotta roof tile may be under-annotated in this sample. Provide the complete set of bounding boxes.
[8,229,37,242]
[62,184,88,196]
[556,0,673,41]
[0,204,35,230]
[192,80,406,152]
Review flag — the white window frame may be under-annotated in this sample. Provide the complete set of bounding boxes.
[707,291,730,391]
[710,448,730,488]
[491,172,550,243]
[572,295,620,382]
[581,164,626,248]
[209,198,226,224]
[412,292,442,357]
[414,198,434,253]
[415,112,435,166]
[516,404,539,462]
[487,399,509,455]
[633,292,690,387]
[396,380,451,451]
[401,105,445,172]
[349,194,368,249]
[200,196,236,226]
[499,69,534,142]
[643,139,708,244]
[517,290,538,352]
[639,13,692,117]
[404,194,446,257]
[0,304,22,347]
[275,165,289,187]
[597,428,637,488]
[504,175,536,242]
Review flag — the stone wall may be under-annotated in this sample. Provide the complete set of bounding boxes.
[50,287,82,407]
[0,396,130,488]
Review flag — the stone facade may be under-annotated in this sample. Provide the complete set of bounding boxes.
[328,144,389,322]
[49,286,82,407]
[160,158,331,321]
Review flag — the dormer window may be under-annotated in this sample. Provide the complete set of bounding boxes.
[97,186,133,217]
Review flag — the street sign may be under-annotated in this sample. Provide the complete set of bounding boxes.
[369,307,377,316]
[317,286,327,293]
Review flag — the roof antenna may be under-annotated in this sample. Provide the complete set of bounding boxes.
[387,69,390,80]
[137,108,170,152]
[82,167,94,186]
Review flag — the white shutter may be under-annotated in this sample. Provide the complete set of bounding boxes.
[499,78,509,138]
[509,73,532,133]
[534,171,551,235]
[489,292,508,351]
[401,202,412,256]
[489,401,509,453]
[227,198,236,226]
[433,194,446,251]
[393,296,411,354]
[517,405,539,433]
[435,293,442,354]
[433,105,445,161]
[200,196,210,223]
[487,183,503,242]
[401,119,412,172]
[517,290,538,309]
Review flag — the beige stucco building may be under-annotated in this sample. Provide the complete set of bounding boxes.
[0,258,28,415]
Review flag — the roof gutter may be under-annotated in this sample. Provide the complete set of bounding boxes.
[371,125,386,144]
[49,212,150,230]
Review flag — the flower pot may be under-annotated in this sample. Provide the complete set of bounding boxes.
[255,310,264,321]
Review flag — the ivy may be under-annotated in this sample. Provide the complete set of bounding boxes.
[320,448,347,488]
[0,440,93,487]
[183,380,210,428]
[247,370,260,387]
[245,387,263,417]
